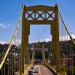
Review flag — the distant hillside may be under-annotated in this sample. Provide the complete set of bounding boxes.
[0,39,75,57]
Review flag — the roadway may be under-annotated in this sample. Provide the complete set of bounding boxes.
[28,64,53,75]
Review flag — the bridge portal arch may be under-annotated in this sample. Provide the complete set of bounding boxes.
[21,4,61,73]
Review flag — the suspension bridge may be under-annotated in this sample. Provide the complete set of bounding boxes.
[0,3,75,75]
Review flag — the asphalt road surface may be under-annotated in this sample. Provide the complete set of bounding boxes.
[29,65,53,75]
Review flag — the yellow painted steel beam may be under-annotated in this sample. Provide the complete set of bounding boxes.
[24,5,55,11]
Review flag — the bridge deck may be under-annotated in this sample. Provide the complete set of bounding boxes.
[32,64,53,75]
[15,64,54,75]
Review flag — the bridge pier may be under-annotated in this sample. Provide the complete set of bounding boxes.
[21,5,31,74]
[50,5,61,73]
[22,18,30,64]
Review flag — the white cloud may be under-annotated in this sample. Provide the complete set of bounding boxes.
[0,41,9,44]
[0,39,21,45]
[0,34,75,44]
[14,39,21,46]
[0,23,7,28]
[0,23,11,29]
[71,34,75,39]
[59,34,75,41]
[29,38,51,43]
[30,34,75,43]
[43,34,75,42]
[45,38,51,42]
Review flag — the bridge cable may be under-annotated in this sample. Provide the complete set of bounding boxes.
[59,9,75,74]
[59,11,75,45]
[0,8,23,70]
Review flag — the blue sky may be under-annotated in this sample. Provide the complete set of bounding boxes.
[0,0,75,43]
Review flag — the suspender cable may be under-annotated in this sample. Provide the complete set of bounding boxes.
[0,9,22,70]
[59,11,75,45]
[7,53,10,75]
[42,43,46,63]
[19,52,21,75]
[59,9,75,74]
[32,43,35,64]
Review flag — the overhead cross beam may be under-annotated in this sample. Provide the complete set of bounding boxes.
[26,10,55,20]
[23,5,56,24]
